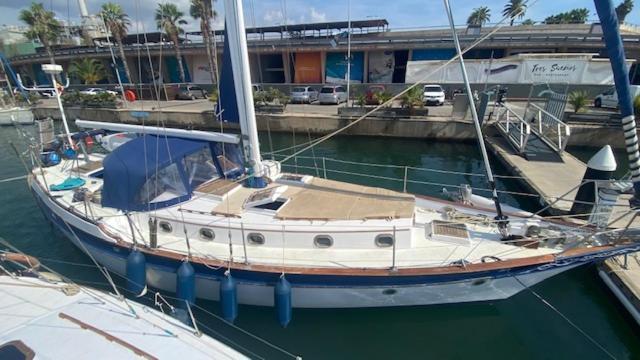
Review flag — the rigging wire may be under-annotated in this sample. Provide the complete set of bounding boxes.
[270,0,539,164]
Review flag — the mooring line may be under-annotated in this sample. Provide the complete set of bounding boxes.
[0,175,27,184]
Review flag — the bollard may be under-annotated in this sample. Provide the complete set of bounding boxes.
[570,145,617,217]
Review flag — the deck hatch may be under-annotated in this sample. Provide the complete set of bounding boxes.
[426,220,471,246]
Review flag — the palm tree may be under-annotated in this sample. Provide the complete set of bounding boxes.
[616,0,634,23]
[19,3,61,65]
[467,7,491,26]
[100,2,133,84]
[156,3,188,83]
[190,0,217,85]
[503,0,527,26]
[69,58,106,84]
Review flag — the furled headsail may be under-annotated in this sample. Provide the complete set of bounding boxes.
[595,0,640,206]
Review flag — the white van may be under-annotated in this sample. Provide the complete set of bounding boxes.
[594,85,640,108]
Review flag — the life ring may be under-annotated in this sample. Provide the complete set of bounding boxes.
[124,89,136,102]
[1,253,41,270]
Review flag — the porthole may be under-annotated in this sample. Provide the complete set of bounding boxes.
[375,234,394,248]
[382,288,397,295]
[159,221,172,233]
[199,228,215,241]
[247,233,265,245]
[313,235,333,248]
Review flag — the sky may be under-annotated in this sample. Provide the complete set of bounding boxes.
[1,0,639,33]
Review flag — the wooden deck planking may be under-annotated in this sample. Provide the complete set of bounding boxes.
[600,253,640,322]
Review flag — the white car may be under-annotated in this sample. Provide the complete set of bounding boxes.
[423,84,445,105]
[318,85,347,105]
[80,87,117,96]
[594,85,640,108]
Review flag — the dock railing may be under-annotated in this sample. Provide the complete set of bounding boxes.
[494,103,531,154]
[529,103,571,153]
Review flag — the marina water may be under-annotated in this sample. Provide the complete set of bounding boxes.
[1,125,638,359]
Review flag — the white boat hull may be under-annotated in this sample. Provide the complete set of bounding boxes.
[33,179,595,308]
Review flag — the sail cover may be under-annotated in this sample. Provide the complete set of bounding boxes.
[215,23,240,123]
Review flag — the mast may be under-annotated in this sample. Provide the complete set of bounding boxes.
[346,0,352,104]
[443,0,509,235]
[594,1,640,207]
[224,0,265,187]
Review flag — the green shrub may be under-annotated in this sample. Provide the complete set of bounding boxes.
[401,86,424,111]
[568,90,588,113]
[634,94,640,117]
[374,91,393,108]
[355,93,366,107]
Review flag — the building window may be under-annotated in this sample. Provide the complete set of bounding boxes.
[313,235,333,248]
[375,234,394,247]
[159,221,172,233]
[247,233,265,245]
[199,228,214,241]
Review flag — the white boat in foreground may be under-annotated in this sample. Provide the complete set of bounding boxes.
[0,106,34,125]
[0,251,248,359]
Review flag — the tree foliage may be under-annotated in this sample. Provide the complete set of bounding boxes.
[190,0,218,84]
[503,0,527,26]
[100,2,132,83]
[616,0,634,23]
[69,58,106,84]
[467,7,491,26]
[19,3,61,64]
[544,8,590,24]
[156,3,188,83]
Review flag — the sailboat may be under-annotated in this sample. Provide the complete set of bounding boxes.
[0,247,249,358]
[0,55,33,126]
[22,0,640,320]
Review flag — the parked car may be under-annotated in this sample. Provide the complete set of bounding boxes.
[318,85,347,105]
[290,86,318,104]
[365,85,386,105]
[35,85,55,98]
[175,85,208,100]
[594,85,640,108]
[423,84,445,106]
[80,87,117,96]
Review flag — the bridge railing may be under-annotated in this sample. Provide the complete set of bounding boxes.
[494,103,531,154]
[529,103,571,153]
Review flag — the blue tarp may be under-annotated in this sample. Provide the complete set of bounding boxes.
[101,135,208,211]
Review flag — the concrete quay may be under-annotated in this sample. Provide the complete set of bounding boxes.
[599,254,640,326]
[33,99,479,141]
[32,99,633,149]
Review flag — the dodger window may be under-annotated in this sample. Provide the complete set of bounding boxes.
[183,148,219,188]
[137,163,188,204]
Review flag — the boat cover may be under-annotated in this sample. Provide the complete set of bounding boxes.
[101,135,208,211]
